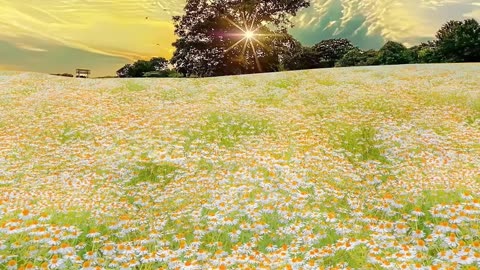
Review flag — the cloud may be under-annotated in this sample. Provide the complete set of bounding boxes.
[15,43,47,52]
[464,8,480,19]
[0,0,184,60]
[293,0,478,46]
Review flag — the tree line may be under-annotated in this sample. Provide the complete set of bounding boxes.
[117,0,480,78]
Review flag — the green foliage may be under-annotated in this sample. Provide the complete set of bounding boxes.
[466,97,480,126]
[171,0,309,77]
[332,124,387,163]
[120,18,478,76]
[117,57,169,77]
[408,42,441,63]
[312,38,356,67]
[125,81,146,91]
[129,161,181,186]
[58,123,90,143]
[48,211,93,229]
[183,113,273,148]
[283,47,330,70]
[377,41,413,65]
[435,19,480,62]
[142,70,181,78]
[284,39,355,70]
[336,48,380,67]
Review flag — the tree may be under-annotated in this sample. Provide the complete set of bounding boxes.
[130,60,155,77]
[409,42,441,63]
[150,57,169,71]
[116,57,171,77]
[116,64,133,78]
[435,19,480,62]
[171,0,310,77]
[312,38,355,67]
[283,47,324,70]
[377,41,413,65]
[336,48,380,67]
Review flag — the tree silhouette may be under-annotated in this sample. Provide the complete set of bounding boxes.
[312,38,355,67]
[117,57,170,77]
[377,41,413,65]
[171,0,310,77]
[336,49,380,67]
[435,19,480,62]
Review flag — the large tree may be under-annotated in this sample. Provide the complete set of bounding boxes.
[377,41,413,65]
[171,0,310,77]
[312,38,356,67]
[435,19,480,62]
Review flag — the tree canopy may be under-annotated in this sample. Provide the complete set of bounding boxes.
[336,49,380,67]
[312,38,356,67]
[435,19,480,62]
[171,0,310,77]
[116,57,170,78]
[377,41,413,65]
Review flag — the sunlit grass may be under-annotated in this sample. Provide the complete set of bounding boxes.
[330,123,387,164]
[183,112,274,149]
[129,161,182,186]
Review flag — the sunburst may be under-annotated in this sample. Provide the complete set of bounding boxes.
[223,10,269,72]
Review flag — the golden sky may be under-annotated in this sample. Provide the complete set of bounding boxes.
[0,0,479,76]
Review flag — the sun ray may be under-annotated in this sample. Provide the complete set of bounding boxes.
[224,17,245,32]
[250,9,258,30]
[249,39,262,72]
[242,39,249,56]
[251,37,268,51]
[225,37,247,52]
[221,7,281,72]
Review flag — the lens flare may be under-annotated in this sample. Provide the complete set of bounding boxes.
[244,30,255,39]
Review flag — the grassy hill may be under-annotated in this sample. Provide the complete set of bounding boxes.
[0,64,479,269]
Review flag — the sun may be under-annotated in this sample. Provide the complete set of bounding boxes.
[223,11,270,72]
[244,30,255,40]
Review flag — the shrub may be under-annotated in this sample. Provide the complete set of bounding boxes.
[336,49,380,67]
[377,41,413,65]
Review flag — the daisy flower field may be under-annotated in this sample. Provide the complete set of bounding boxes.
[0,64,479,269]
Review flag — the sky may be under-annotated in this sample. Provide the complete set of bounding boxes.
[0,0,479,76]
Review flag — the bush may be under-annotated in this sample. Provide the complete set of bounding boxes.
[117,57,170,77]
[143,70,184,78]
[51,73,74,77]
[377,41,413,65]
[312,39,356,67]
[336,49,380,67]
[283,47,323,70]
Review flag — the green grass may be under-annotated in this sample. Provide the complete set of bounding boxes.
[315,78,337,86]
[111,80,147,93]
[466,96,480,126]
[331,124,387,164]
[129,161,182,186]
[48,210,93,228]
[125,81,147,92]
[58,123,90,143]
[183,112,274,149]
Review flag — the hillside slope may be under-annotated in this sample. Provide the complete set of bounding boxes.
[0,64,479,269]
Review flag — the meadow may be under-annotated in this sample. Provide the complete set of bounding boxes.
[0,64,479,269]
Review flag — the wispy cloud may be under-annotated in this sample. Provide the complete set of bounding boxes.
[293,0,478,46]
[15,43,48,52]
[0,0,184,60]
